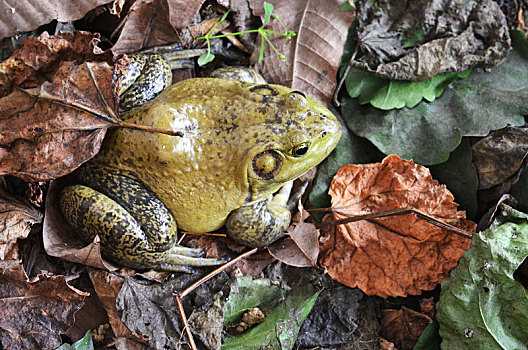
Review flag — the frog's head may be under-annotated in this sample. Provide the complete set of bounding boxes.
[243,84,341,200]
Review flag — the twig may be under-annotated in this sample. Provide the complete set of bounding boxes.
[332,42,359,107]
[319,206,473,239]
[174,294,197,350]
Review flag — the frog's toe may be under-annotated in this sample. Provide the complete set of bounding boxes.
[157,262,195,273]
[165,254,228,267]
[168,245,206,258]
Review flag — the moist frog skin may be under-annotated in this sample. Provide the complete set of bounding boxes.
[60,55,341,271]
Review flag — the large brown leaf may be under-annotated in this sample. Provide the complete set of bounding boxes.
[319,155,475,298]
[0,260,87,349]
[0,0,114,40]
[0,32,120,182]
[249,0,354,104]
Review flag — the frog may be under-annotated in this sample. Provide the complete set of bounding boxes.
[59,53,342,272]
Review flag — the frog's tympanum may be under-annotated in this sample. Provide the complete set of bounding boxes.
[60,54,341,272]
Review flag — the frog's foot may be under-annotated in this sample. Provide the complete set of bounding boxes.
[225,181,294,247]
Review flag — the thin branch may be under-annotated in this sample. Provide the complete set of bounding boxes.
[174,294,197,350]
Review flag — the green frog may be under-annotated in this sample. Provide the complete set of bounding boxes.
[60,54,341,272]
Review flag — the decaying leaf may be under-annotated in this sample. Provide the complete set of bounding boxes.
[0,260,87,349]
[320,155,475,298]
[249,0,354,104]
[0,0,114,40]
[380,307,432,350]
[472,126,528,189]
[0,32,120,182]
[268,222,319,268]
[353,0,510,81]
[0,186,42,260]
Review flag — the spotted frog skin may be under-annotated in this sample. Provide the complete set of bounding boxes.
[60,55,341,271]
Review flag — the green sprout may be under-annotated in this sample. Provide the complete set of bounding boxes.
[196,2,295,66]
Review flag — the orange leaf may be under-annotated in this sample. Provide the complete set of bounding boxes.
[319,155,475,297]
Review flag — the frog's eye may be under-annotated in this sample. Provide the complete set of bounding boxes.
[252,150,282,180]
[289,143,310,157]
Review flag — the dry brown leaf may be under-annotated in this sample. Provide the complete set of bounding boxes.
[0,0,114,40]
[0,187,42,260]
[249,0,354,104]
[0,260,87,349]
[43,179,119,270]
[380,307,432,350]
[319,155,475,298]
[268,222,319,267]
[0,32,120,182]
[88,269,139,340]
[112,0,206,54]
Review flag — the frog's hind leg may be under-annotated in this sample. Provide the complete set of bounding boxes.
[60,167,225,271]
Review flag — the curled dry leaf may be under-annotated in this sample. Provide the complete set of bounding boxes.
[319,155,475,298]
[0,187,42,260]
[380,307,432,350]
[0,260,88,349]
[268,222,319,267]
[0,32,120,182]
[472,126,528,189]
[249,0,354,104]
[0,0,115,40]
[43,179,119,270]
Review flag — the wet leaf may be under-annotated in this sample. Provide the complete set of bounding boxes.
[249,0,354,104]
[342,32,528,165]
[56,330,94,350]
[380,307,432,350]
[0,260,87,349]
[224,276,285,327]
[352,0,510,80]
[472,126,528,189]
[222,285,320,350]
[319,155,475,297]
[0,0,114,40]
[0,187,42,260]
[436,205,528,349]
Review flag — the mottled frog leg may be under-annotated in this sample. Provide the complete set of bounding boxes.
[226,181,294,247]
[60,166,225,272]
[118,53,172,114]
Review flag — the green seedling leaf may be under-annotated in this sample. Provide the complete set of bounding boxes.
[342,31,528,165]
[413,319,440,350]
[345,67,470,110]
[198,52,215,66]
[263,2,274,24]
[429,138,478,220]
[436,205,528,349]
[223,286,320,350]
[224,276,285,327]
[339,2,355,11]
[56,331,93,350]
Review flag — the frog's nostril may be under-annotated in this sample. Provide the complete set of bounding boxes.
[321,131,328,138]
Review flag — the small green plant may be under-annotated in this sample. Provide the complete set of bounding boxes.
[196,2,296,66]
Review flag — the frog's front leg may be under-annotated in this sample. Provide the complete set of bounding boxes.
[60,166,224,272]
[225,181,294,247]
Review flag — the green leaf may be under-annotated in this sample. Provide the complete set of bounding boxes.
[197,52,215,66]
[339,2,355,11]
[429,138,478,220]
[224,276,285,327]
[309,111,383,221]
[56,331,93,350]
[436,205,528,349]
[222,286,320,350]
[342,33,528,165]
[345,68,471,110]
[413,319,440,350]
[263,2,274,24]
